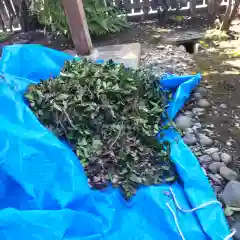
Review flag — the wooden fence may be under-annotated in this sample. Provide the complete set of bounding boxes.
[109,0,228,19]
[0,0,21,32]
[0,0,229,31]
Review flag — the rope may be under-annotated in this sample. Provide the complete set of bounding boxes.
[166,202,186,240]
[224,229,236,240]
[169,186,222,212]
[167,187,236,239]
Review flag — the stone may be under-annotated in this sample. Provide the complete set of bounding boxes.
[222,181,240,208]
[213,185,222,194]
[197,99,211,108]
[205,148,219,155]
[156,45,165,50]
[184,111,193,117]
[198,134,213,146]
[208,173,222,185]
[212,152,221,161]
[206,124,214,129]
[175,115,192,130]
[208,162,225,174]
[220,153,232,164]
[192,107,205,116]
[185,128,194,134]
[194,122,202,129]
[199,155,212,164]
[232,222,240,240]
[183,134,197,145]
[220,103,227,109]
[195,86,207,96]
[226,141,232,147]
[220,166,237,181]
[193,92,202,99]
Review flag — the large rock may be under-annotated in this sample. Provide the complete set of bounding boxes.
[198,134,213,146]
[183,134,197,145]
[220,152,232,164]
[222,181,240,208]
[175,115,192,130]
[197,99,210,108]
[208,162,225,174]
[220,166,237,181]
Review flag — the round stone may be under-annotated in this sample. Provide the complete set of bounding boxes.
[220,103,227,109]
[198,134,213,146]
[197,99,211,108]
[175,115,192,130]
[184,111,193,117]
[183,134,197,145]
[208,162,225,174]
[222,181,240,208]
[205,148,219,155]
[185,128,194,134]
[220,166,237,181]
[212,152,221,161]
[199,155,212,164]
[192,107,205,116]
[195,87,207,96]
[220,153,232,164]
[194,122,202,129]
[193,92,202,99]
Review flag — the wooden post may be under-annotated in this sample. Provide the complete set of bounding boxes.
[61,0,93,55]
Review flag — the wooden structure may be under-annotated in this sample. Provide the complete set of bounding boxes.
[0,0,230,32]
[61,0,92,55]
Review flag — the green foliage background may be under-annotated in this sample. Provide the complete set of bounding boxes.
[31,0,128,37]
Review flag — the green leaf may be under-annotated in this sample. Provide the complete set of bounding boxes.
[56,94,69,101]
[129,174,142,184]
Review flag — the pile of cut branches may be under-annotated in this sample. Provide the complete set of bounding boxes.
[25,60,176,198]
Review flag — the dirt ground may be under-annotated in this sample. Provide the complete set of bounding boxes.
[193,40,240,173]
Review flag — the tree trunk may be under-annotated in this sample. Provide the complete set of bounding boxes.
[220,0,233,31]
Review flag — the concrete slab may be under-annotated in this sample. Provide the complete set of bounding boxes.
[162,30,204,45]
[64,43,141,69]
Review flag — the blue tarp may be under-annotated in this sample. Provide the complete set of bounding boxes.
[0,44,232,239]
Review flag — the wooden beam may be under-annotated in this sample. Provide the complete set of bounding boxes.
[61,0,92,55]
